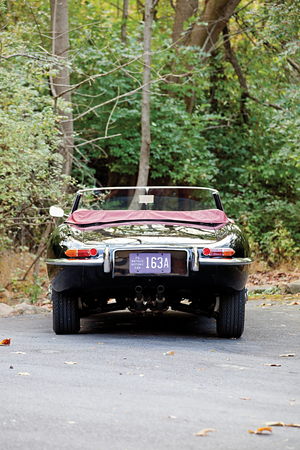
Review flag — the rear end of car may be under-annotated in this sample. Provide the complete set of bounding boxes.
[47,187,252,337]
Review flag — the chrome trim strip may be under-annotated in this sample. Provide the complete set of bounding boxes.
[199,257,253,266]
[46,257,104,267]
[77,186,218,195]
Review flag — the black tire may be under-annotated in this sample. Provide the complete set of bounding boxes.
[217,288,245,338]
[52,289,80,335]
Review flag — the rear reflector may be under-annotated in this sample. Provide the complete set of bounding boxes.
[65,248,98,258]
[202,248,235,257]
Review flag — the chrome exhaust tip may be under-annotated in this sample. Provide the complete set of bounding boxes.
[133,285,144,312]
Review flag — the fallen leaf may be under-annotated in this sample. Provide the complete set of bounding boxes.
[280,354,295,357]
[288,301,300,305]
[0,338,11,346]
[163,351,174,356]
[194,428,216,436]
[265,422,300,428]
[18,372,30,376]
[198,369,205,371]
[64,361,77,365]
[11,351,26,354]
[249,427,272,435]
[240,397,251,400]
[98,343,104,345]
[210,349,216,352]
[263,363,281,367]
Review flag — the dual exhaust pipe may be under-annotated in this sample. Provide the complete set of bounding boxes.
[133,285,166,312]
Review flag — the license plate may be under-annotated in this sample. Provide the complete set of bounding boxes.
[129,253,171,274]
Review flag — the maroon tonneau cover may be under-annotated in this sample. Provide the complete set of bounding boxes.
[65,209,232,230]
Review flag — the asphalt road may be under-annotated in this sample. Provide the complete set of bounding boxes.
[0,298,299,450]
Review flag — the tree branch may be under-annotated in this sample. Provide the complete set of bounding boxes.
[53,54,143,99]
[105,87,119,137]
[223,26,248,94]
[24,0,46,47]
[246,94,284,111]
[4,243,48,289]
[287,58,300,75]
[223,25,248,123]
[65,71,179,122]
[110,2,133,18]
[75,134,121,147]
[222,26,284,114]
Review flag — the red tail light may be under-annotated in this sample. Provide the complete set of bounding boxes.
[203,248,235,257]
[65,248,98,258]
[89,248,98,256]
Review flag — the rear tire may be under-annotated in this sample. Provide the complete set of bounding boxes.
[52,289,80,335]
[217,288,245,338]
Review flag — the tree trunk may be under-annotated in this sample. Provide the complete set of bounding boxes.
[33,222,52,277]
[121,0,129,45]
[136,0,153,184]
[183,0,242,112]
[172,0,198,45]
[223,25,249,123]
[130,0,154,208]
[188,0,242,52]
[50,0,74,177]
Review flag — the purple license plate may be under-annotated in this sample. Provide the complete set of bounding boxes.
[129,253,171,274]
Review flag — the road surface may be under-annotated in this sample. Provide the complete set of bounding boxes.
[1,298,299,450]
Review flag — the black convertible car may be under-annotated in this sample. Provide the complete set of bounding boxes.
[46,187,252,337]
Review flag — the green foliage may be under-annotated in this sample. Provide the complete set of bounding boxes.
[0,25,72,249]
[26,274,44,304]
[259,221,299,265]
[1,0,300,264]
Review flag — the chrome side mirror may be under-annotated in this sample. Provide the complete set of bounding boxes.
[49,206,65,218]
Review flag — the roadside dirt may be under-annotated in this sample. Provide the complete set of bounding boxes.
[248,267,300,286]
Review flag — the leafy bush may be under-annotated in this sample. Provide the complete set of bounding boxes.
[0,30,72,249]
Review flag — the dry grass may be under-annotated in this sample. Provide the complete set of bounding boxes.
[0,250,49,306]
[248,259,300,286]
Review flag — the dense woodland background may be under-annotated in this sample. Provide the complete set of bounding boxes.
[1,0,300,276]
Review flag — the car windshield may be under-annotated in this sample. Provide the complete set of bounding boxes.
[77,187,218,211]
